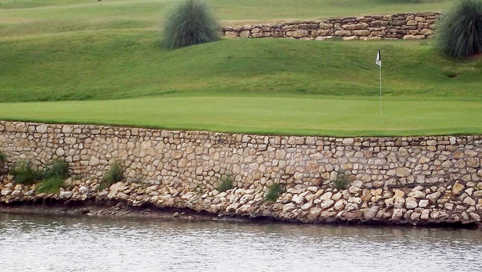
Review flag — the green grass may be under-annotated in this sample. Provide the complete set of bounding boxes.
[36,177,65,194]
[332,171,352,190]
[99,161,124,191]
[265,183,283,202]
[1,34,481,102]
[216,176,234,192]
[0,1,454,38]
[1,95,480,136]
[0,0,481,137]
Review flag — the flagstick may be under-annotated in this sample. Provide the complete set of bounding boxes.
[379,57,383,116]
[379,64,382,97]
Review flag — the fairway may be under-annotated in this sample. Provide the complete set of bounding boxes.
[0,96,480,136]
[0,0,481,136]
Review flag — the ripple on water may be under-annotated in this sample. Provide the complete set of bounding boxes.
[0,214,481,272]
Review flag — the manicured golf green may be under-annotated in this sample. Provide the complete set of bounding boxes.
[0,0,480,136]
[0,96,480,136]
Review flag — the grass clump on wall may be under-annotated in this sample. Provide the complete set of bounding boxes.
[11,161,43,185]
[332,170,352,190]
[36,177,65,194]
[216,175,234,192]
[437,0,482,58]
[35,159,70,193]
[99,161,124,190]
[11,159,70,193]
[0,152,6,164]
[162,0,220,49]
[43,159,69,180]
[0,152,6,174]
[265,183,283,202]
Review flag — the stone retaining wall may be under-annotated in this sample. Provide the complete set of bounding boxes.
[0,121,481,226]
[223,12,440,40]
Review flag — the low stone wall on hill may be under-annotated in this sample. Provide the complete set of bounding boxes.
[0,121,481,226]
[223,12,440,40]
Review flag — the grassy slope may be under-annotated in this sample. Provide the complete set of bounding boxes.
[0,0,481,136]
[1,32,481,102]
[0,0,454,37]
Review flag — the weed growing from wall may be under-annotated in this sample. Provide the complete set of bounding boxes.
[265,183,283,202]
[0,151,6,164]
[99,161,124,190]
[216,175,234,192]
[36,177,65,194]
[11,161,43,185]
[332,170,352,190]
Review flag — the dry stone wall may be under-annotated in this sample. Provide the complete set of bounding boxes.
[0,121,481,226]
[223,12,440,40]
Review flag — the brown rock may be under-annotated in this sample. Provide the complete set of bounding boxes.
[396,167,411,177]
[452,182,465,195]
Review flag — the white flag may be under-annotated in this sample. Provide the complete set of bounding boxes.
[376,50,382,67]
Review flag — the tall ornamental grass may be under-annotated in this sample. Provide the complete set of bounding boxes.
[437,0,482,58]
[162,0,220,49]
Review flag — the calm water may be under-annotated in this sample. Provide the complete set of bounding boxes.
[0,213,481,272]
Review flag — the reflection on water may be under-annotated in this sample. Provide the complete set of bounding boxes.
[0,213,481,272]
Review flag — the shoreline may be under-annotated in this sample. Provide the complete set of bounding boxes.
[1,200,479,229]
[1,121,481,229]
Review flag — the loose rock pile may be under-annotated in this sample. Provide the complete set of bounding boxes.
[0,175,480,225]
[223,12,440,40]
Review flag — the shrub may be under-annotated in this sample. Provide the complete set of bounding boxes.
[11,161,43,185]
[36,177,65,194]
[437,0,482,58]
[216,175,234,192]
[162,0,220,49]
[0,152,6,175]
[0,152,6,164]
[43,159,69,179]
[332,170,352,190]
[99,161,123,190]
[265,183,283,202]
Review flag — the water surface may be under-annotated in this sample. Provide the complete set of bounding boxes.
[0,213,481,272]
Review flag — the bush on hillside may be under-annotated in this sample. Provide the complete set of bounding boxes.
[437,0,482,58]
[162,0,220,49]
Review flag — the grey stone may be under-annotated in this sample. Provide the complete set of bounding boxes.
[406,197,418,209]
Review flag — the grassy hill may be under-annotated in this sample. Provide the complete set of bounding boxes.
[0,0,481,136]
[0,1,455,38]
[1,32,481,102]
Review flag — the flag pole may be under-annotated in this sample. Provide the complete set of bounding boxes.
[377,49,382,116]
[379,61,382,97]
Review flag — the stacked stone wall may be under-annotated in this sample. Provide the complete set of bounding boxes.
[0,121,481,226]
[223,12,440,40]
